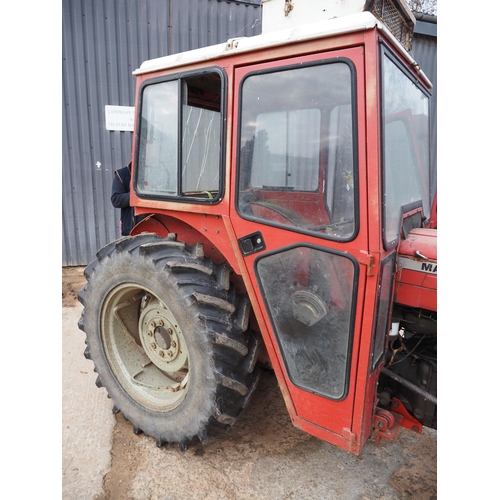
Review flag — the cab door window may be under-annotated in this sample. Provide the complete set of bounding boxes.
[238,60,358,240]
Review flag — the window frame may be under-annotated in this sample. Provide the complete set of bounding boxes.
[254,242,359,401]
[370,252,397,373]
[236,57,360,242]
[379,44,432,249]
[133,66,227,205]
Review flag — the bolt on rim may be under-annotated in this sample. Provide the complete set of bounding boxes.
[101,283,189,412]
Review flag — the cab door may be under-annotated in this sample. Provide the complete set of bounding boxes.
[227,47,377,453]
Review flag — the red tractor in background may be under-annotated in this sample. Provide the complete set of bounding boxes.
[79,0,436,455]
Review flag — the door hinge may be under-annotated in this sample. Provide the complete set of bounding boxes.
[367,254,375,276]
[359,251,375,276]
[359,253,375,276]
[226,38,244,50]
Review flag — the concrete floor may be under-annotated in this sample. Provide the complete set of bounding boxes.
[62,302,115,499]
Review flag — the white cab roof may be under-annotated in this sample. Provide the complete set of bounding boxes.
[133,12,430,87]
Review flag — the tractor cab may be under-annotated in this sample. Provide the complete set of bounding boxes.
[80,0,436,456]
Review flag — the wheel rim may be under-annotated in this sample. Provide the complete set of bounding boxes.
[101,283,189,412]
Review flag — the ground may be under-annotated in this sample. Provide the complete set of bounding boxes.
[62,266,437,499]
[62,266,86,307]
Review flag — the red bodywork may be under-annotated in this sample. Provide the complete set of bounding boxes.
[395,228,437,312]
[129,24,434,455]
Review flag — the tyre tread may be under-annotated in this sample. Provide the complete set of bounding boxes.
[78,233,260,450]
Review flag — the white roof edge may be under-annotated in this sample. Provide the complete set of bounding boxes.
[133,12,377,75]
[133,11,431,88]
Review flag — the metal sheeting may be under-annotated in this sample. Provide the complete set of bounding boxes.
[62,0,262,266]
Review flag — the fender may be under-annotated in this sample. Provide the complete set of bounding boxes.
[130,214,236,270]
[130,214,169,237]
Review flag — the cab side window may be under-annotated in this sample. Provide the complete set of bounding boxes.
[136,71,224,202]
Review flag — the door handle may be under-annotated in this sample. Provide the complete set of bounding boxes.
[238,232,266,256]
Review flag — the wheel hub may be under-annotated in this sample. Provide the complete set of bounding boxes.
[139,302,187,373]
[101,284,190,412]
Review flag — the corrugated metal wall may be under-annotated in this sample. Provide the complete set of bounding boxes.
[62,0,262,266]
[62,1,436,267]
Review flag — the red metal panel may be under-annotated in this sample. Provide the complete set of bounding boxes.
[398,228,437,260]
[398,268,437,288]
[395,228,437,311]
[394,281,437,311]
[349,28,383,449]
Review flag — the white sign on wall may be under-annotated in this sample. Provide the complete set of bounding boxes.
[105,105,135,131]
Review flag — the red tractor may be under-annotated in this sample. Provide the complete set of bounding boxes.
[79,0,436,455]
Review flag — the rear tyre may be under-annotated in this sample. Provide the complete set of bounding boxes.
[78,233,260,448]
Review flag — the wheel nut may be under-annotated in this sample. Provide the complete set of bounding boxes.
[159,351,165,358]
[167,350,173,357]
[147,330,154,337]
[167,328,173,335]
[158,320,164,327]
[171,341,177,348]
[150,343,157,350]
